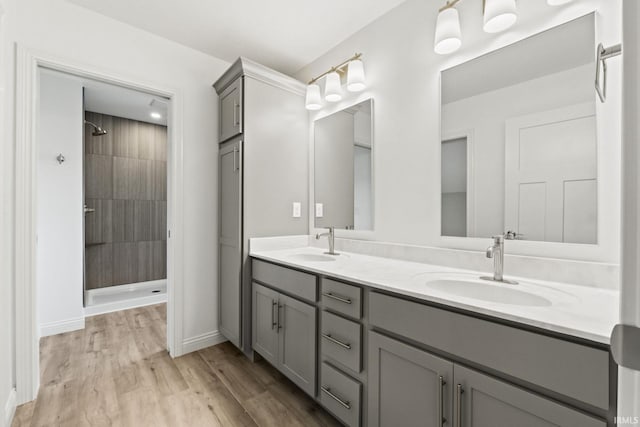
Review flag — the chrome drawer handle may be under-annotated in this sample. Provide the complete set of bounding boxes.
[322,292,352,304]
[321,386,351,410]
[322,333,351,350]
[455,384,464,427]
[438,376,446,427]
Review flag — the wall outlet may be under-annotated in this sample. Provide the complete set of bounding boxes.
[292,202,301,218]
[315,203,323,218]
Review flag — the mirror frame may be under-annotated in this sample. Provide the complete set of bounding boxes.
[436,13,621,264]
[310,97,376,239]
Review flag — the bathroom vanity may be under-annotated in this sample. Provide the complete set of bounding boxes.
[249,242,618,427]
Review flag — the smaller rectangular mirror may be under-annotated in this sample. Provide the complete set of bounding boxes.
[314,99,373,230]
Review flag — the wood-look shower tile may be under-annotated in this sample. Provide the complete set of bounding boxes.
[137,241,154,283]
[113,242,138,286]
[85,198,113,244]
[112,199,135,242]
[153,160,167,201]
[138,159,154,200]
[134,200,153,241]
[138,122,156,160]
[85,243,114,290]
[113,156,134,200]
[155,125,168,161]
[85,111,114,155]
[85,154,113,199]
[151,241,167,281]
[151,201,167,241]
[113,116,139,159]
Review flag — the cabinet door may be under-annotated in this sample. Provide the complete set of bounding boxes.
[453,365,606,427]
[219,77,242,142]
[278,294,317,396]
[368,331,453,427]
[218,138,242,347]
[252,283,279,365]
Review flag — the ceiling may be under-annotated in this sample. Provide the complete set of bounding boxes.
[42,68,169,125]
[66,0,408,74]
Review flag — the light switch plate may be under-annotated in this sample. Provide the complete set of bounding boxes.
[315,203,323,218]
[292,202,301,218]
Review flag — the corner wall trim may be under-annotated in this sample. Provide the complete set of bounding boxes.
[39,317,85,338]
[3,388,17,427]
[182,331,227,354]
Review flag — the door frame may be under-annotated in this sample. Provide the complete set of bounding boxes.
[14,45,186,404]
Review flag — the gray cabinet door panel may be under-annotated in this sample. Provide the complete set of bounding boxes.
[252,259,317,302]
[218,139,242,347]
[369,292,609,410]
[454,365,606,427]
[321,310,362,373]
[279,294,317,396]
[219,77,242,142]
[252,282,279,365]
[369,331,453,427]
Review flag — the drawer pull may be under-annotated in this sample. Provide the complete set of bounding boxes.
[321,386,351,410]
[322,333,351,350]
[455,384,464,427]
[271,300,277,330]
[322,292,352,304]
[438,376,446,427]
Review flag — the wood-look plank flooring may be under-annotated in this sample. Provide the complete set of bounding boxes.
[13,304,340,427]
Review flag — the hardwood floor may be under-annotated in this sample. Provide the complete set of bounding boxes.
[13,304,340,427]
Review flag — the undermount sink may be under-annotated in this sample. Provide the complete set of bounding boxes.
[424,279,553,307]
[288,253,338,262]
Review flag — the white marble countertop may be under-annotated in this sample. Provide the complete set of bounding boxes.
[250,244,619,345]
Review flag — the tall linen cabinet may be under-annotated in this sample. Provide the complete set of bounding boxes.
[214,58,309,354]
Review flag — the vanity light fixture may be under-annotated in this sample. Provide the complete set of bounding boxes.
[150,111,162,120]
[305,53,366,110]
[433,0,520,54]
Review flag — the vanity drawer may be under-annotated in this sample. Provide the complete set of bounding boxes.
[321,278,362,319]
[252,259,317,302]
[320,362,361,427]
[321,311,362,373]
[369,292,610,411]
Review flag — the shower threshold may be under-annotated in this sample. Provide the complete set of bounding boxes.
[85,279,167,316]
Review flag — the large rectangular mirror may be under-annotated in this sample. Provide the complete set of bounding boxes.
[441,14,597,244]
[314,99,373,230]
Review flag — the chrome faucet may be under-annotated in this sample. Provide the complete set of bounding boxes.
[316,227,339,255]
[481,234,518,284]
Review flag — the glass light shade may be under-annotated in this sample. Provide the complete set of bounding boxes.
[305,84,322,110]
[347,59,366,92]
[547,0,573,4]
[434,7,462,55]
[324,71,342,102]
[483,0,517,33]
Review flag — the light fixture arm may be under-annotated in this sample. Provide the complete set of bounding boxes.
[308,53,363,85]
[440,0,461,12]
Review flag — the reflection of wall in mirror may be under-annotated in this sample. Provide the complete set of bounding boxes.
[441,64,593,239]
[315,110,355,228]
[441,137,467,237]
[354,109,372,230]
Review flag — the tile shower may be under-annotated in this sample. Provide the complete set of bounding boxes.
[84,111,167,301]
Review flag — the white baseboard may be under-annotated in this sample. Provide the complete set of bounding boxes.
[39,316,85,337]
[182,331,227,354]
[3,388,16,427]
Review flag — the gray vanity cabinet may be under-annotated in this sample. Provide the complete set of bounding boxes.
[368,331,453,427]
[252,282,279,365]
[453,365,606,427]
[218,138,242,347]
[218,77,242,142]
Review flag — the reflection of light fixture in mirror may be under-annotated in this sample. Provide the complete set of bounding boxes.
[433,0,520,54]
[347,59,366,92]
[305,53,366,110]
[305,83,322,110]
[483,0,517,33]
[325,71,343,102]
[547,0,573,5]
[434,2,462,55]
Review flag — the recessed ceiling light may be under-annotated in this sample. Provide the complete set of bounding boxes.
[150,112,162,120]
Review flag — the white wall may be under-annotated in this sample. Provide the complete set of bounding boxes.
[299,0,622,264]
[442,65,593,238]
[1,0,230,403]
[37,71,85,337]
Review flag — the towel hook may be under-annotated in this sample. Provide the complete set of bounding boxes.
[595,43,622,103]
